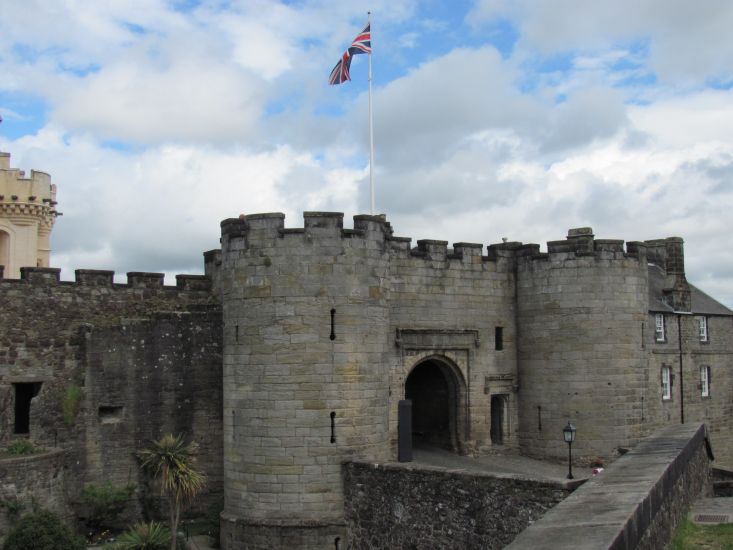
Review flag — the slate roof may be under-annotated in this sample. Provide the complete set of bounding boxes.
[648,264,733,316]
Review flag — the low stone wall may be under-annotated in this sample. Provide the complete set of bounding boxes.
[343,461,575,549]
[0,449,69,542]
[507,423,713,550]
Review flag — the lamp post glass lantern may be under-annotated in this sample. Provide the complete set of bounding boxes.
[563,422,576,479]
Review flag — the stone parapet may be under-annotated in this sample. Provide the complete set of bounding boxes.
[506,423,714,550]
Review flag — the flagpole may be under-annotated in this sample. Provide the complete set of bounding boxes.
[367,12,375,215]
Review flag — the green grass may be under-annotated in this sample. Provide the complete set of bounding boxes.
[671,519,733,550]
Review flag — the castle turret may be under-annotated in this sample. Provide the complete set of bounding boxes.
[0,152,60,278]
[515,228,650,461]
[219,212,393,549]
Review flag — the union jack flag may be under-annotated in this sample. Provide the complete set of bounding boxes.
[329,23,371,85]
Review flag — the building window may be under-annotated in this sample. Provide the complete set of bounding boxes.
[495,327,503,351]
[700,366,710,397]
[13,382,42,434]
[661,366,671,400]
[697,316,708,342]
[655,314,666,342]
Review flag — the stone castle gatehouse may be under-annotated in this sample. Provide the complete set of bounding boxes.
[1,153,731,548]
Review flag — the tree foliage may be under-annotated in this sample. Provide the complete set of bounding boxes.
[81,482,136,531]
[2,510,85,550]
[137,434,205,550]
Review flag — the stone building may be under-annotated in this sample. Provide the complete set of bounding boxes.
[0,152,59,278]
[0,153,731,548]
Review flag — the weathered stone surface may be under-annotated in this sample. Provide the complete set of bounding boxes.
[0,273,222,538]
[0,450,67,544]
[343,461,573,549]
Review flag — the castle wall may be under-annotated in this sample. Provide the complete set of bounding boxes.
[0,268,222,517]
[0,450,69,544]
[515,230,650,461]
[219,213,392,548]
[343,460,573,549]
[387,239,519,454]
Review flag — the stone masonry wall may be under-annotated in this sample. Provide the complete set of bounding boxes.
[387,238,519,455]
[647,312,733,469]
[82,312,223,514]
[343,461,573,549]
[0,268,222,517]
[0,450,68,543]
[219,213,393,548]
[515,233,650,461]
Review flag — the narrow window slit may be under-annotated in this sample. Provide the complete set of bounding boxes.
[495,327,503,351]
[537,405,542,432]
[330,411,336,443]
[330,309,336,340]
[235,324,239,343]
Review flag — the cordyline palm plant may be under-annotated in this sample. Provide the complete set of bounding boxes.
[137,434,205,550]
[115,521,171,550]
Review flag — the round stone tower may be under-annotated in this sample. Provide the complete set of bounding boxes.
[515,228,649,462]
[218,212,392,549]
[0,152,58,278]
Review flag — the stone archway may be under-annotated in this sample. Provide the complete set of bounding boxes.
[404,356,467,453]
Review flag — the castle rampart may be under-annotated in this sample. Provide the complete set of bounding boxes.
[0,266,223,521]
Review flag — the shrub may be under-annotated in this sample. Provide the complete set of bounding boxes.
[115,521,171,550]
[5,440,38,455]
[2,510,85,550]
[0,495,25,519]
[81,482,136,531]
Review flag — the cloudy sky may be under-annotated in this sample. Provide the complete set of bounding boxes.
[1,0,732,306]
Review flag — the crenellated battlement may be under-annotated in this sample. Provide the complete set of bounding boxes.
[220,212,394,250]
[0,266,211,292]
[218,214,663,275]
[0,152,58,212]
[516,227,648,269]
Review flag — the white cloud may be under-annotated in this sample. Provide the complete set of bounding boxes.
[2,128,362,280]
[468,0,733,84]
[2,1,733,308]
[51,55,268,144]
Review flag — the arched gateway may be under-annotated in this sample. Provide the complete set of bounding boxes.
[404,356,467,453]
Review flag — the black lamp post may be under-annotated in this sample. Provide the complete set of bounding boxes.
[563,421,576,479]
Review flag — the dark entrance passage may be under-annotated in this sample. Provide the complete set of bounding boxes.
[405,359,463,452]
[14,382,42,434]
[490,394,506,445]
